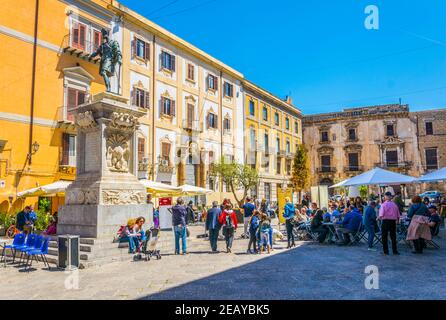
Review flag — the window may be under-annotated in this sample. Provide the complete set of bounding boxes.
[161,51,176,71]
[385,150,398,167]
[67,88,86,122]
[223,117,231,133]
[250,128,256,149]
[223,82,233,97]
[321,131,329,142]
[274,112,279,125]
[187,63,195,81]
[209,177,215,191]
[249,100,255,116]
[209,151,215,165]
[132,88,149,108]
[138,137,145,164]
[133,37,149,60]
[426,148,438,170]
[207,74,218,91]
[263,106,268,121]
[160,96,175,116]
[207,112,218,129]
[321,155,331,172]
[348,153,359,171]
[295,121,299,134]
[264,183,271,202]
[276,138,280,153]
[264,133,269,151]
[71,21,86,50]
[276,158,281,174]
[61,133,76,166]
[93,30,102,52]
[348,128,356,141]
[285,117,290,130]
[425,122,434,135]
[286,141,290,154]
[285,159,291,175]
[161,142,171,163]
[386,124,395,137]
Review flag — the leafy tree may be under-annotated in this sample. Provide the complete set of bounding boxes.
[291,144,310,203]
[209,157,259,207]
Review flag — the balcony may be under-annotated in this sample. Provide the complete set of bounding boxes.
[62,34,101,64]
[58,165,76,176]
[182,119,203,133]
[422,165,439,174]
[317,167,337,173]
[344,165,364,173]
[375,161,412,173]
[277,149,286,157]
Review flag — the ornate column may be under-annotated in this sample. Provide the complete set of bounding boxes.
[58,92,149,238]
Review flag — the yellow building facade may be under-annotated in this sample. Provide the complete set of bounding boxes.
[0,0,303,213]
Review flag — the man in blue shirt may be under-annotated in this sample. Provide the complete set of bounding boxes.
[242,197,255,238]
[206,201,222,252]
[336,205,362,245]
[171,198,188,255]
[363,202,378,250]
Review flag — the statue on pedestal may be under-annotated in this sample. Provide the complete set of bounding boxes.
[89,28,122,93]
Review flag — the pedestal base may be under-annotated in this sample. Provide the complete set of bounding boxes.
[58,204,150,238]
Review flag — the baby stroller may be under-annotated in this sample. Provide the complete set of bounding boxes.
[133,227,162,261]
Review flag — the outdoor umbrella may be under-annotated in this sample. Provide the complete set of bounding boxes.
[139,179,182,197]
[179,184,214,196]
[329,179,350,188]
[416,167,446,182]
[17,180,73,197]
[340,167,416,187]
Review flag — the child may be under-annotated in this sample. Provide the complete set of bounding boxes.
[259,214,272,254]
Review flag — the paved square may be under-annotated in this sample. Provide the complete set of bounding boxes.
[1,221,445,300]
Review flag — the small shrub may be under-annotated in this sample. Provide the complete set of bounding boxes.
[34,210,50,231]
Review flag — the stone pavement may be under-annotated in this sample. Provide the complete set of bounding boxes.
[1,221,446,300]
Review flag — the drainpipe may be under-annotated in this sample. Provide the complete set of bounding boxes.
[219,71,223,193]
[28,0,40,165]
[151,35,156,180]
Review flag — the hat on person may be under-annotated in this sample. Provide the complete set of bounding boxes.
[384,191,393,197]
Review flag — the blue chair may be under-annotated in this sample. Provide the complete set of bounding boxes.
[1,233,26,265]
[14,233,37,264]
[20,235,43,265]
[25,237,50,271]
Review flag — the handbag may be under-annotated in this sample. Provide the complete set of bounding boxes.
[186,226,190,238]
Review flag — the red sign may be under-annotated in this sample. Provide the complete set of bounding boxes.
[159,197,172,206]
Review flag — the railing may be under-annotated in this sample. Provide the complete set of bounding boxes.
[182,119,203,132]
[317,167,337,173]
[62,34,101,63]
[344,165,363,173]
[375,161,413,169]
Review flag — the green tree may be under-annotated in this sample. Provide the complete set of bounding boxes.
[209,157,259,207]
[291,144,310,203]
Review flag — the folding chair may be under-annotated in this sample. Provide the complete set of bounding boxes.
[304,223,320,242]
[347,222,365,246]
[426,224,440,249]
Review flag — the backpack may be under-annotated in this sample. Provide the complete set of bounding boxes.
[225,213,234,229]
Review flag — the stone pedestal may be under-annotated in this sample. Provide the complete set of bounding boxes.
[58,92,149,238]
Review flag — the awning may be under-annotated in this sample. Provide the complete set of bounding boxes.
[17,180,72,198]
[179,184,214,196]
[139,179,182,197]
[329,179,350,189]
[331,167,415,188]
[416,167,446,182]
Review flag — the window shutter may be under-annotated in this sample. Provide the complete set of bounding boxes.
[62,133,69,166]
[171,100,176,116]
[79,24,86,50]
[171,54,176,71]
[214,114,218,129]
[144,41,150,60]
[206,75,210,89]
[72,22,79,46]
[160,52,163,70]
[131,89,135,106]
[160,97,165,115]
[144,91,150,109]
[215,76,218,91]
[206,113,210,129]
[132,37,136,58]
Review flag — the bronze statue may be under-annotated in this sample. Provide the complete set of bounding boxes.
[89,28,122,93]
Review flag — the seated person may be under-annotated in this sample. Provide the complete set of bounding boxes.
[335,205,362,245]
[310,210,328,243]
[120,217,145,254]
[43,212,58,236]
[330,205,341,222]
[322,207,332,223]
[427,205,441,236]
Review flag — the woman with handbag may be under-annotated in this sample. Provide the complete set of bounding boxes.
[219,203,238,253]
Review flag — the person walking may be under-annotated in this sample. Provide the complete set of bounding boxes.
[242,197,255,238]
[171,197,188,255]
[219,203,238,253]
[378,192,401,256]
[206,201,222,253]
[363,201,378,251]
[247,210,260,254]
[186,200,195,224]
[283,197,296,248]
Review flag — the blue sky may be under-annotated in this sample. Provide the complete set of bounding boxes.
[118,0,446,114]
